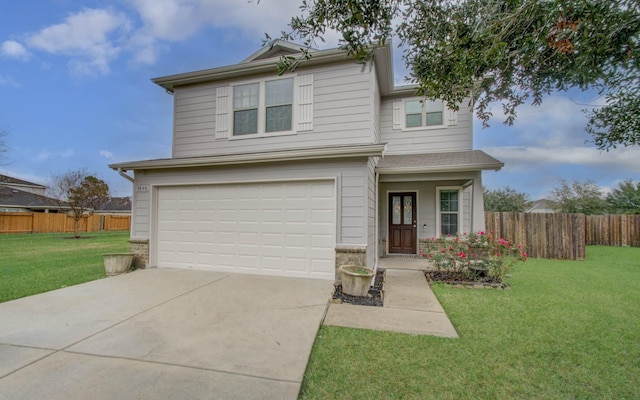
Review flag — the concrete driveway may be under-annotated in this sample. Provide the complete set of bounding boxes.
[0,269,333,400]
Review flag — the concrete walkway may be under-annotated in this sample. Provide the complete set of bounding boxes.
[0,269,333,400]
[324,265,458,338]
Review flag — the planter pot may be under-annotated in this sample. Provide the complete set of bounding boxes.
[339,265,375,297]
[103,253,134,276]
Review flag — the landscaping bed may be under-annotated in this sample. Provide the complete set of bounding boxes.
[424,270,510,289]
[332,269,384,307]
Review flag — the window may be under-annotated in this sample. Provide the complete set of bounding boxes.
[436,188,462,236]
[232,78,293,136]
[404,99,444,128]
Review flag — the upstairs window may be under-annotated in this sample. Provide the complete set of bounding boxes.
[232,78,293,136]
[404,99,444,128]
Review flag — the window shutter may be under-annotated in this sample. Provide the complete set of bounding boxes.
[215,86,230,139]
[446,103,458,126]
[392,100,402,130]
[296,74,313,131]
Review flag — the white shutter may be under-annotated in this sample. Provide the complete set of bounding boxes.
[446,103,458,126]
[296,74,313,131]
[392,100,402,130]
[215,86,230,139]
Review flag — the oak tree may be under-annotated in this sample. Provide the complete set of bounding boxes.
[270,0,640,149]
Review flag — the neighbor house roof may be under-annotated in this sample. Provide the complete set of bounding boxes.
[97,197,132,212]
[0,174,46,189]
[376,150,504,174]
[0,186,68,211]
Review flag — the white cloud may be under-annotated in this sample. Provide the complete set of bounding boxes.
[125,0,327,64]
[99,150,113,159]
[1,40,30,60]
[483,145,640,172]
[36,148,75,162]
[0,75,21,87]
[26,8,131,75]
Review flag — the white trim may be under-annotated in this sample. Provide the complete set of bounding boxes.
[385,189,419,255]
[229,76,296,138]
[215,86,230,139]
[401,97,447,131]
[435,186,463,237]
[296,74,314,131]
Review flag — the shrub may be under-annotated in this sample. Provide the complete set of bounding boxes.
[420,231,527,281]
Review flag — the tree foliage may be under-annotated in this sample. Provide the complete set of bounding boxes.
[271,0,640,149]
[606,179,640,214]
[484,186,531,212]
[48,169,110,238]
[550,179,607,215]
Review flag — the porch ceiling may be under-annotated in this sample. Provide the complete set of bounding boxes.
[376,150,503,174]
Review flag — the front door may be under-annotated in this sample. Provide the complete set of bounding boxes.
[388,193,417,254]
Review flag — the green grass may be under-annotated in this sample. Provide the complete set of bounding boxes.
[0,231,130,302]
[301,246,640,399]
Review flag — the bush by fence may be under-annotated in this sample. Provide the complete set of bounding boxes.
[0,212,130,234]
[485,212,586,260]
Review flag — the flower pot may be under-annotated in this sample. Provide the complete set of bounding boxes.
[103,253,134,276]
[339,265,375,297]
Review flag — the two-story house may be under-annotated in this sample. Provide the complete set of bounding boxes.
[110,41,503,281]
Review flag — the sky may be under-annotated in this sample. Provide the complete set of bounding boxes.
[1,0,639,200]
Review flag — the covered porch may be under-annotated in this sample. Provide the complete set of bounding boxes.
[375,150,503,261]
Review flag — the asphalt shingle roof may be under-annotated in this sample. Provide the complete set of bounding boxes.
[376,150,503,173]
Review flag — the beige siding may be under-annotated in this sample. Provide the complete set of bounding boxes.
[380,96,473,154]
[131,159,370,247]
[171,63,374,158]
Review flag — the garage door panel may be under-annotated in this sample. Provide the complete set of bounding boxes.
[157,181,336,279]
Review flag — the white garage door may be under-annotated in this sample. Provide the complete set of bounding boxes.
[156,180,336,280]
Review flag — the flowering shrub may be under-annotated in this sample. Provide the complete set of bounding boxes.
[420,231,527,281]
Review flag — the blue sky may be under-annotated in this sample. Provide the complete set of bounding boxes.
[1,0,639,199]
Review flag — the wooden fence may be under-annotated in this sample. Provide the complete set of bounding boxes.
[586,215,640,247]
[0,212,130,234]
[485,212,586,260]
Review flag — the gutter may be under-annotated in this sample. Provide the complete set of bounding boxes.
[117,168,134,182]
[109,144,386,172]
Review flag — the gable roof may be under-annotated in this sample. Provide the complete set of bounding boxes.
[376,150,504,174]
[0,186,68,211]
[240,40,306,63]
[151,41,401,96]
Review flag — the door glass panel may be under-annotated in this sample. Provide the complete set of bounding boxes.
[403,196,413,225]
[392,196,401,224]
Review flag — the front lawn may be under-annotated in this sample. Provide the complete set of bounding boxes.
[301,246,640,399]
[0,231,130,303]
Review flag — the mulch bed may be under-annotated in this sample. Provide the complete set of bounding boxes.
[332,269,385,307]
[424,270,510,289]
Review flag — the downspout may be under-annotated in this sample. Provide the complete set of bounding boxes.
[374,170,380,270]
[118,168,134,183]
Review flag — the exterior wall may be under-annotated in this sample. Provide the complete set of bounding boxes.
[379,95,473,155]
[378,171,484,254]
[171,62,375,158]
[131,158,372,266]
